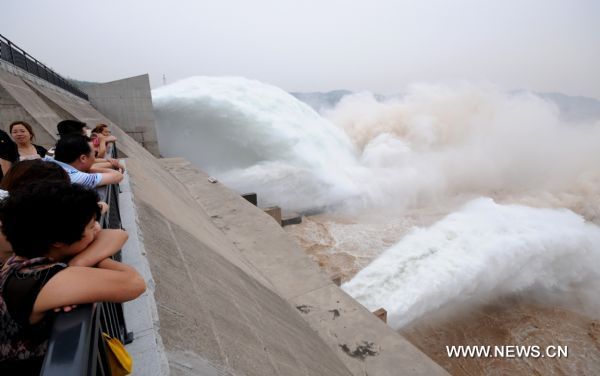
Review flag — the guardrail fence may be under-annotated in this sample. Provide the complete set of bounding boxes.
[0,33,89,100]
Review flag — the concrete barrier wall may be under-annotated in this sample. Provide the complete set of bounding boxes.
[79,74,160,157]
[0,64,448,375]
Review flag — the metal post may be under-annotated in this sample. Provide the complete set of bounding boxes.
[7,41,15,64]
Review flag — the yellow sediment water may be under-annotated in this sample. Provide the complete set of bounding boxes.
[286,208,600,375]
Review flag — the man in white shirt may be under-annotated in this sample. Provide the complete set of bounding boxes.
[48,134,122,188]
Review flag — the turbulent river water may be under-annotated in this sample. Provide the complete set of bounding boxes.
[153,76,600,374]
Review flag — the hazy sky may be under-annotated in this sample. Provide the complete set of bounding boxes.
[4,0,600,98]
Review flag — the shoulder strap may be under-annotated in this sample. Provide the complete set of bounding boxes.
[34,144,48,156]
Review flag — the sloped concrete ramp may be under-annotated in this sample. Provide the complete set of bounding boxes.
[161,157,449,376]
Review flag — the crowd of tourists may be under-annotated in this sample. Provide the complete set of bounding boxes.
[0,120,145,375]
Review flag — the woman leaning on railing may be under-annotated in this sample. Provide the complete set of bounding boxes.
[0,143,144,375]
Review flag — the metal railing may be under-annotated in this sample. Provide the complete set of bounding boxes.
[41,304,108,375]
[0,33,89,100]
[41,143,132,376]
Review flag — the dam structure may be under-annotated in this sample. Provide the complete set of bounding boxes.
[0,35,447,375]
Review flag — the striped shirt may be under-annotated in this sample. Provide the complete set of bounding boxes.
[45,158,102,188]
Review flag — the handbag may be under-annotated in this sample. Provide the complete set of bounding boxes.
[102,332,133,376]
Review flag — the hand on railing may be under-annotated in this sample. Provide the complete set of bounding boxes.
[53,304,77,313]
[99,201,109,215]
[106,157,125,173]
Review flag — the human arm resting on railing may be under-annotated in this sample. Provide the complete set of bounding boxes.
[93,158,125,173]
[68,229,128,267]
[92,133,112,159]
[30,261,145,324]
[92,168,124,186]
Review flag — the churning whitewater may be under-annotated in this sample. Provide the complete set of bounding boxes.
[153,76,600,328]
[153,76,360,211]
[342,198,600,328]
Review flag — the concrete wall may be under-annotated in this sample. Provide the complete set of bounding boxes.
[0,63,448,375]
[0,63,61,147]
[80,74,160,157]
[161,158,450,376]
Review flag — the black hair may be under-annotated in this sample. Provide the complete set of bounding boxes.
[54,134,92,164]
[0,182,100,258]
[0,159,69,192]
[57,119,86,136]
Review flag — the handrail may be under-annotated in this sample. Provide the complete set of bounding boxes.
[96,143,121,230]
[40,304,105,375]
[41,142,131,375]
[0,33,89,100]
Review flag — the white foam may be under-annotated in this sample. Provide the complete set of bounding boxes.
[342,198,600,328]
[153,76,360,211]
[326,85,600,212]
[153,78,600,214]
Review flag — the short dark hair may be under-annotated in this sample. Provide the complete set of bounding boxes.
[9,121,35,141]
[55,134,92,164]
[0,159,69,192]
[0,182,100,258]
[57,119,86,136]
